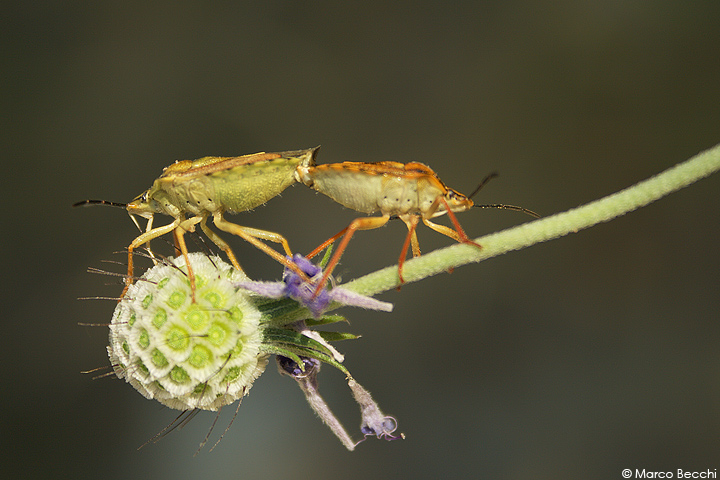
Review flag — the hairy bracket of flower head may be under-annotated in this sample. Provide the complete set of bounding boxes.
[108,253,269,411]
[237,254,393,318]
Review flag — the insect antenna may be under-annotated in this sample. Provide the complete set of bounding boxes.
[468,172,499,200]
[473,203,540,218]
[467,172,540,218]
[72,199,127,208]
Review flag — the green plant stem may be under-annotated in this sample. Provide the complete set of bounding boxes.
[343,142,720,298]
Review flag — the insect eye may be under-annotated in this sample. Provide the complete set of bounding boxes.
[448,189,465,201]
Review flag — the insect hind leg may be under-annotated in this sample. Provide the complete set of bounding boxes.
[212,212,311,283]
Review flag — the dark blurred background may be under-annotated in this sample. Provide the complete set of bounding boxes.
[3,2,719,479]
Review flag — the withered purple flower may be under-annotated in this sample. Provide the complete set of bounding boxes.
[349,379,405,444]
[277,355,403,450]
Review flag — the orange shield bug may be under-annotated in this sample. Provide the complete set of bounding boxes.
[76,147,319,298]
[296,161,538,295]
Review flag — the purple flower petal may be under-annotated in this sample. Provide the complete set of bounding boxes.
[237,254,392,318]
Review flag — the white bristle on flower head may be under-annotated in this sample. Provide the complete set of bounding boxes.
[108,253,268,411]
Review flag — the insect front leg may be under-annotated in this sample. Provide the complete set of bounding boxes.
[123,217,183,299]
[422,195,482,250]
[306,226,349,260]
[139,215,160,265]
[312,215,391,298]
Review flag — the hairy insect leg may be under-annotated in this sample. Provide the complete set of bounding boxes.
[136,215,159,265]
[198,218,244,272]
[175,216,204,302]
[306,226,349,259]
[122,218,182,299]
[312,215,391,298]
[423,196,482,249]
[212,212,311,282]
[231,225,293,256]
[397,215,421,285]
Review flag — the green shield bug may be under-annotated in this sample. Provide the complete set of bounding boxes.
[76,147,319,298]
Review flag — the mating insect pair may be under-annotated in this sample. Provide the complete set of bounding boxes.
[75,146,537,300]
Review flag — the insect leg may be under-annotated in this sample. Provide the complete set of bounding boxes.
[312,215,391,297]
[423,196,482,249]
[306,226,349,259]
[228,225,293,257]
[421,218,463,241]
[198,218,244,272]
[123,217,183,299]
[142,215,159,265]
[397,215,420,284]
[175,216,204,302]
[212,212,311,282]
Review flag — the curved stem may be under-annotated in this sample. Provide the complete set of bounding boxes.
[343,142,720,297]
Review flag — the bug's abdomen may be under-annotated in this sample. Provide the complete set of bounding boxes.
[212,157,301,213]
[302,166,386,214]
[377,175,421,216]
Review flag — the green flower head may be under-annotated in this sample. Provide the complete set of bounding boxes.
[108,253,268,411]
